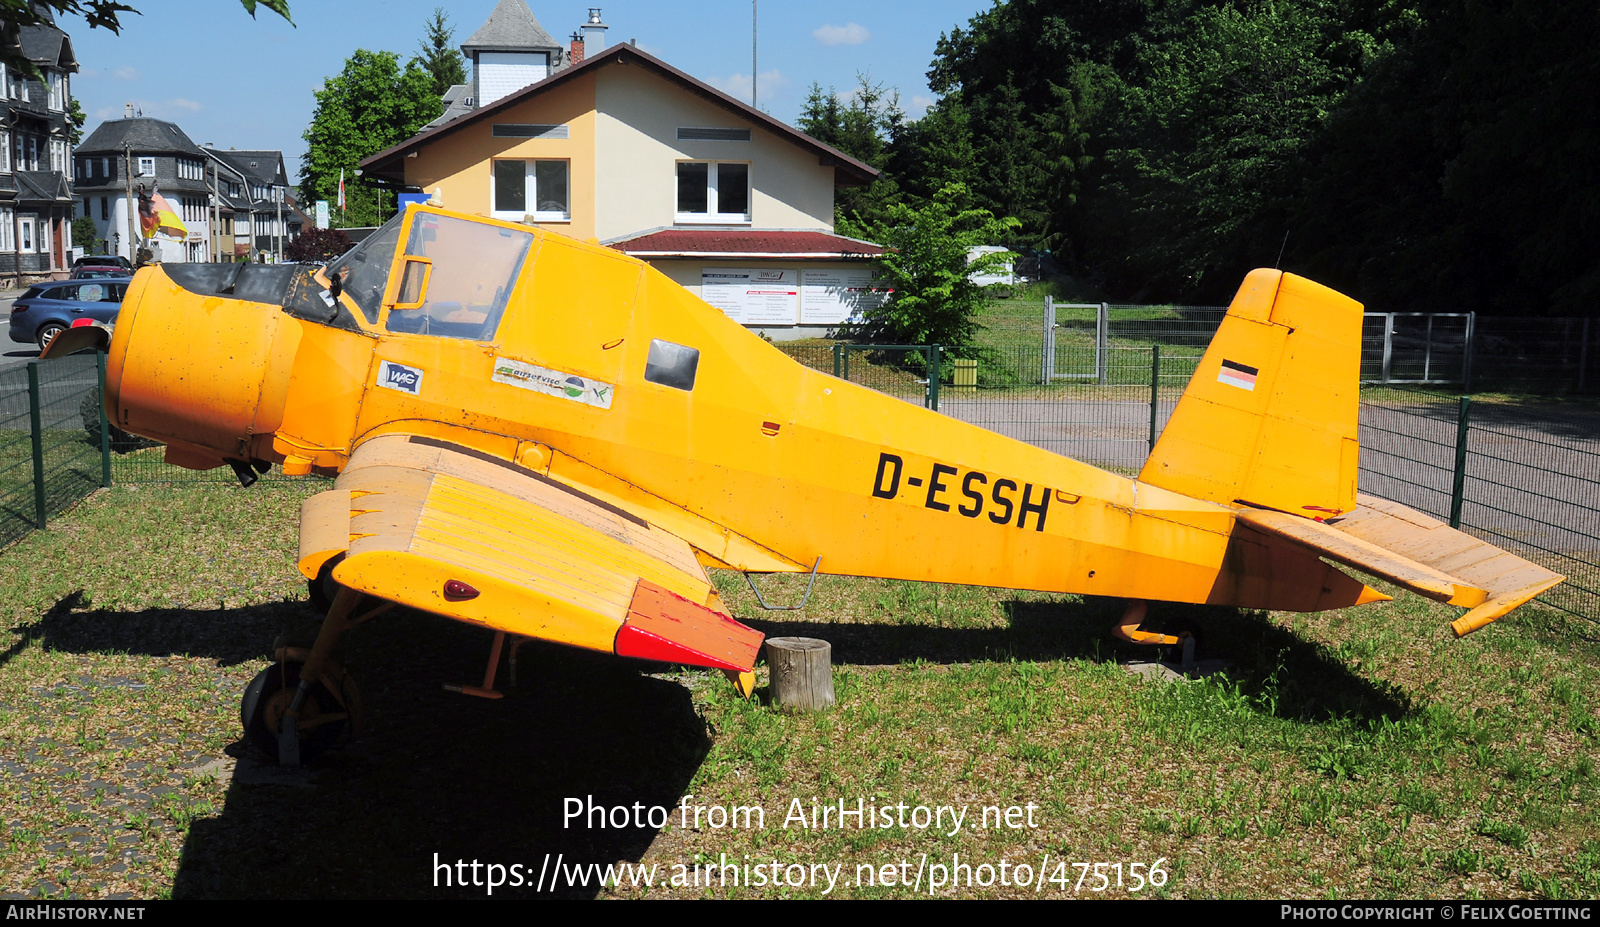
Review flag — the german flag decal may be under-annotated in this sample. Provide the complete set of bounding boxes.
[1218,359,1259,391]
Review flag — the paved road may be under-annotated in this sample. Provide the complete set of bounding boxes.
[0,292,43,373]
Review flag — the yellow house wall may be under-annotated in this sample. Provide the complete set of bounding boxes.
[594,65,836,241]
[402,74,598,240]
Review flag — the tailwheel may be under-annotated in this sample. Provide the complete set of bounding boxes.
[1159,618,1203,665]
[240,652,362,763]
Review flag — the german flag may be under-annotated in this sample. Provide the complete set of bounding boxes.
[138,185,187,240]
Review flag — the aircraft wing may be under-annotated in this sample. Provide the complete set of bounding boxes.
[296,434,764,673]
[1234,495,1563,637]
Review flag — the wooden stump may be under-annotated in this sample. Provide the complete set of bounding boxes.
[765,637,834,711]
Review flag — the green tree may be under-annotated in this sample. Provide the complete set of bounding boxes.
[300,49,440,228]
[798,75,903,227]
[65,97,86,144]
[1293,0,1600,316]
[416,7,466,99]
[1,1,291,75]
[888,92,978,204]
[843,183,1020,352]
[71,214,97,249]
[1087,1,1357,300]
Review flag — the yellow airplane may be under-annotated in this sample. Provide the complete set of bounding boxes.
[56,204,1561,764]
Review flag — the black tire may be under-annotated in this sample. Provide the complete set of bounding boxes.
[240,660,349,763]
[36,323,65,352]
[1161,617,1204,662]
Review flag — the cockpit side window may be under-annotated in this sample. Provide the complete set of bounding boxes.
[385,213,533,341]
[323,213,404,325]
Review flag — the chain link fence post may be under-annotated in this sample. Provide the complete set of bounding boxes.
[1096,302,1109,386]
[96,351,112,487]
[927,345,941,412]
[1450,395,1472,529]
[27,361,45,529]
[1042,295,1056,385]
[1149,344,1161,452]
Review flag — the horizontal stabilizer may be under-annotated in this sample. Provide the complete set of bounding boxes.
[1233,507,1486,606]
[1237,495,1563,636]
[1330,496,1564,637]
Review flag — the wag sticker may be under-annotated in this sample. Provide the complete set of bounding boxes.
[376,360,424,395]
[492,357,614,410]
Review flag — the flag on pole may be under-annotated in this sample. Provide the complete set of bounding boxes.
[337,169,345,210]
[138,185,187,240]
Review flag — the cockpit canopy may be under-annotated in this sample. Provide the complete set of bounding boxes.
[321,209,535,341]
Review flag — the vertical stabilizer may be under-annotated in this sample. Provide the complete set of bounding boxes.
[1139,269,1363,518]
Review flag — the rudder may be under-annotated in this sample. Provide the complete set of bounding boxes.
[1139,269,1363,518]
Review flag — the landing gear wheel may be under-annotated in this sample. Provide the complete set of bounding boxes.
[1161,618,1203,664]
[240,659,358,763]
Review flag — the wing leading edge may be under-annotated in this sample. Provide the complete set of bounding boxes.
[296,434,763,672]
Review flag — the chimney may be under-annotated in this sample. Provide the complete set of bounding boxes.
[580,8,608,52]
[124,102,134,118]
[569,32,584,65]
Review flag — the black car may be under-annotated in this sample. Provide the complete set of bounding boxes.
[72,254,133,270]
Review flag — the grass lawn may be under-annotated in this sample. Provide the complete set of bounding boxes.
[0,483,1597,899]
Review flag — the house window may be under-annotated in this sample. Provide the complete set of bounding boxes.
[100,197,108,221]
[50,140,64,173]
[492,160,569,221]
[0,209,11,251]
[20,218,32,252]
[675,162,750,224]
[101,157,110,178]
[0,131,8,172]
[138,157,155,177]
[47,71,63,110]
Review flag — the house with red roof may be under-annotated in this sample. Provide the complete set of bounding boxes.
[359,1,885,337]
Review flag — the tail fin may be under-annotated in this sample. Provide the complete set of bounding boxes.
[1139,269,1362,518]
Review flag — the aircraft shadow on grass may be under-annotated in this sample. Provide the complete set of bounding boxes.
[9,590,1405,898]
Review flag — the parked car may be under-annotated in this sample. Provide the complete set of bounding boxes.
[70,265,128,280]
[8,278,131,350]
[72,254,132,270]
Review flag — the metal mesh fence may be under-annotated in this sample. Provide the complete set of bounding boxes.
[1356,388,1596,622]
[0,355,320,550]
[0,356,106,548]
[1471,316,1597,395]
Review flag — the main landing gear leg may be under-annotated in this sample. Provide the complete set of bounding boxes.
[278,585,363,765]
